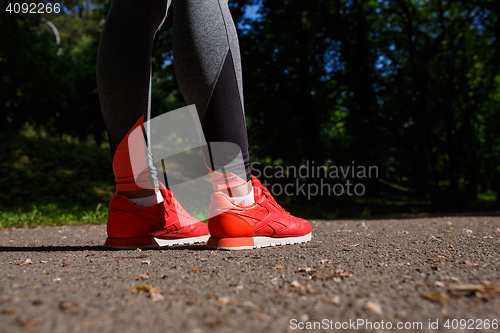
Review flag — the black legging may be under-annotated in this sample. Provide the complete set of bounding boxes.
[97,0,251,187]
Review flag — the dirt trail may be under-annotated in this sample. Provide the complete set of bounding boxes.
[1,217,499,332]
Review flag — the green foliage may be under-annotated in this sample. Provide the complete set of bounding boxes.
[1,0,108,143]
[0,132,114,227]
[236,0,500,203]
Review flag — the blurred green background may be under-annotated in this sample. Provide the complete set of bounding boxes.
[1,0,499,227]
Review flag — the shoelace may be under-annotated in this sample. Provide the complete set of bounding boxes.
[160,189,198,230]
[256,183,290,216]
[162,189,192,216]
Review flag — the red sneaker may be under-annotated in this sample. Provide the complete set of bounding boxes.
[104,188,209,249]
[207,176,312,250]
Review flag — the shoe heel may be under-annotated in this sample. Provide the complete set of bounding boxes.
[104,236,159,249]
[207,237,255,250]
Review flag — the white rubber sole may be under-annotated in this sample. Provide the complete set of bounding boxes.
[105,234,209,249]
[207,233,312,251]
[155,235,210,247]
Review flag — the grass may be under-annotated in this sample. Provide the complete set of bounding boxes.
[0,203,108,229]
[0,131,114,228]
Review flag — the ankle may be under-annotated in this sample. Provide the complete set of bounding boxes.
[219,180,255,206]
[220,179,252,197]
[228,188,255,206]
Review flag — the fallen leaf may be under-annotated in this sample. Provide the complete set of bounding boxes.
[59,300,79,311]
[15,318,35,330]
[256,313,271,321]
[423,291,450,304]
[1,308,17,315]
[132,285,151,294]
[132,284,164,301]
[447,284,500,295]
[298,267,314,273]
[0,297,15,305]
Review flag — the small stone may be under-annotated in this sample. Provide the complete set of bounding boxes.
[364,301,383,314]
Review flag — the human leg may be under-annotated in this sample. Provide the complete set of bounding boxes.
[97,0,208,248]
[172,0,311,249]
[173,0,251,198]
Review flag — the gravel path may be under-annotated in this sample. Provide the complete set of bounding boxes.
[1,217,499,333]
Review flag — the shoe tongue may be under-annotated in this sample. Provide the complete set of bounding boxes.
[160,188,173,201]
